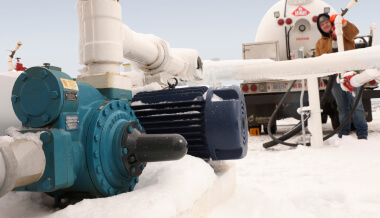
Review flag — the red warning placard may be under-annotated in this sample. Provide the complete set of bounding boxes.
[292,6,310,17]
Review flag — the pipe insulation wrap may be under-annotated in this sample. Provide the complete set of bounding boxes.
[0,140,45,197]
[351,69,380,87]
[11,140,46,188]
[0,151,6,191]
[77,0,123,74]
[335,15,345,53]
[76,0,203,80]
[0,142,18,197]
[126,31,203,80]
[306,78,323,148]
[204,45,380,81]
[346,0,358,10]
[7,57,14,72]
[371,23,378,46]
[122,25,160,65]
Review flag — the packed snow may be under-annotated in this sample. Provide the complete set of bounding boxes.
[2,102,380,217]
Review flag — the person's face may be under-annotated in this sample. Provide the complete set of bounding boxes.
[320,20,332,34]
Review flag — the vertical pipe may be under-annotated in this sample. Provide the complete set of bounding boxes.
[300,79,306,146]
[371,23,378,46]
[335,15,345,53]
[307,77,323,148]
[77,0,124,75]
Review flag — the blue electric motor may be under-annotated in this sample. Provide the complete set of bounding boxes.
[11,65,187,203]
[132,86,248,160]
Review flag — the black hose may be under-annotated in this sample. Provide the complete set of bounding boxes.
[266,80,298,147]
[285,27,290,60]
[264,83,365,148]
[284,0,288,18]
[263,75,336,148]
[320,85,364,142]
[285,26,293,60]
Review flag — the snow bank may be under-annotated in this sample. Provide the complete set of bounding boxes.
[208,110,380,218]
[4,127,44,148]
[0,155,217,218]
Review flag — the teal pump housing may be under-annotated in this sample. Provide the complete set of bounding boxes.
[11,65,188,202]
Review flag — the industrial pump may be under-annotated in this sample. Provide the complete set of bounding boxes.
[0,64,248,204]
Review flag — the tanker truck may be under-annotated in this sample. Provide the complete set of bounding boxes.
[240,0,380,135]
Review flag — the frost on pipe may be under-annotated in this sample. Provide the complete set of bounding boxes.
[202,46,380,82]
[202,59,274,83]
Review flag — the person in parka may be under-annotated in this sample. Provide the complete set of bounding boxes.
[315,13,358,56]
[315,13,368,140]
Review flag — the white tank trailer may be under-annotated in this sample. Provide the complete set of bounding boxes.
[240,0,380,135]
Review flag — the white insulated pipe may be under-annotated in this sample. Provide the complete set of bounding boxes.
[335,15,345,53]
[7,57,15,72]
[77,0,203,81]
[122,26,160,66]
[306,78,323,148]
[349,69,380,87]
[346,0,358,11]
[345,23,379,89]
[121,25,202,80]
[0,152,6,192]
[76,0,124,75]
[371,23,378,46]
[0,139,45,197]
[305,14,346,147]
[200,46,380,83]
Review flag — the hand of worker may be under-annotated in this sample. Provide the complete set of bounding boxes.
[340,71,356,92]
[330,14,346,24]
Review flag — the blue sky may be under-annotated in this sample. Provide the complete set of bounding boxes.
[1,0,379,77]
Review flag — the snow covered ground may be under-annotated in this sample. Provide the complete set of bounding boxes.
[2,102,380,218]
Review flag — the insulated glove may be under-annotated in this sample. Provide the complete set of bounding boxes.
[340,71,356,92]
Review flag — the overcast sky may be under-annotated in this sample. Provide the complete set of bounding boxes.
[1,0,379,77]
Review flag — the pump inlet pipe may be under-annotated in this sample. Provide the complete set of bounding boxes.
[76,0,203,82]
[0,131,46,197]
